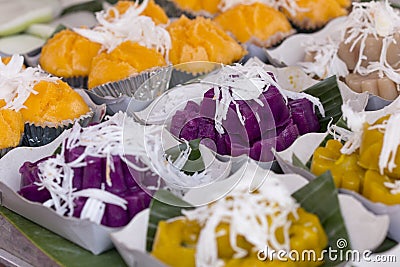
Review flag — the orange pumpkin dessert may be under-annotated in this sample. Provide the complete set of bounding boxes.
[107,0,169,24]
[170,0,220,15]
[282,0,348,30]
[39,29,101,78]
[88,41,167,89]
[0,108,24,150]
[214,2,294,47]
[21,80,90,126]
[167,16,246,66]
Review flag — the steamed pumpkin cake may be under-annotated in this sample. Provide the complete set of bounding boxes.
[108,0,169,24]
[21,80,90,125]
[214,3,294,47]
[88,41,167,89]
[39,29,101,78]
[282,0,348,30]
[167,16,246,65]
[0,109,24,150]
[170,0,220,15]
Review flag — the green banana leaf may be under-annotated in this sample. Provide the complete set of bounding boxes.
[146,172,352,266]
[303,76,343,132]
[164,138,205,175]
[0,207,126,267]
[146,190,193,252]
[292,171,350,267]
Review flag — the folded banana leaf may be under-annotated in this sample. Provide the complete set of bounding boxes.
[302,76,343,132]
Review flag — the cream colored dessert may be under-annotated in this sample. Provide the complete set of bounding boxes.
[300,1,400,100]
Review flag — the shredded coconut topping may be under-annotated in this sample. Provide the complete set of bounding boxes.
[73,0,171,60]
[206,63,324,134]
[339,101,400,175]
[218,0,308,16]
[34,112,213,220]
[143,131,213,190]
[0,55,59,111]
[344,0,400,83]
[299,1,400,83]
[182,176,299,267]
[368,113,400,174]
[299,37,349,79]
[339,102,367,155]
[384,180,400,195]
[34,112,161,223]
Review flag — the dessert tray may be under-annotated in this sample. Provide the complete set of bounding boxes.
[0,1,399,267]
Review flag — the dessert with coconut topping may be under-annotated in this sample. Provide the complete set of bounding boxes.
[40,0,170,89]
[300,0,400,100]
[170,62,323,162]
[0,54,91,146]
[151,175,328,267]
[311,102,400,205]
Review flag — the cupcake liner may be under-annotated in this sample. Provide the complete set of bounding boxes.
[0,147,15,159]
[169,62,223,88]
[22,109,94,147]
[90,67,171,99]
[239,43,269,64]
[63,76,88,89]
[23,46,42,67]
[247,29,296,48]
[289,17,327,33]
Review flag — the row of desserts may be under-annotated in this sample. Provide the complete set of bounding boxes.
[36,0,353,93]
[39,0,245,90]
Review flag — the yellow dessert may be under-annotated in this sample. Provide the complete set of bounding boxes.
[214,3,294,47]
[21,80,90,125]
[311,139,365,192]
[171,0,220,15]
[311,113,400,206]
[0,109,24,150]
[108,0,169,24]
[88,41,167,88]
[167,16,246,66]
[39,29,101,78]
[334,0,351,8]
[153,210,327,267]
[151,176,327,267]
[282,0,348,29]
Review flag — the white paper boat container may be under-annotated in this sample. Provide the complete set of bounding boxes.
[268,17,346,67]
[0,132,118,255]
[111,162,390,266]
